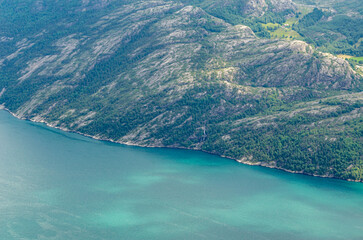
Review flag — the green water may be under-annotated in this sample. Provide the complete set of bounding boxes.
[0,110,362,240]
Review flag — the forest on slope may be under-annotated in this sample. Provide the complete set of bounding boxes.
[0,0,362,180]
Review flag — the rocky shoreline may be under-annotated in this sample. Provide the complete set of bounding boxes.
[1,106,361,183]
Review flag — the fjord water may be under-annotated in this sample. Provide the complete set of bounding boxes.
[0,111,362,240]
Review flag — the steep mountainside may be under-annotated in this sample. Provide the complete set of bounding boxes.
[258,0,363,58]
[179,0,296,17]
[0,0,362,181]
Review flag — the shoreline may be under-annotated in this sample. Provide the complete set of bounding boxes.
[1,106,361,183]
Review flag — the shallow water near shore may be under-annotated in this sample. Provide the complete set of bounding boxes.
[0,110,363,240]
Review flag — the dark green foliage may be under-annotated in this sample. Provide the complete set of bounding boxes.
[203,6,271,38]
[293,9,363,56]
[298,8,325,28]
[201,100,363,181]
[0,0,362,182]
[258,9,295,25]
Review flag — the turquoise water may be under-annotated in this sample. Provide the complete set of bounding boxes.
[0,110,363,240]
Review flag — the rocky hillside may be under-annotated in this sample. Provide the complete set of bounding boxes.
[0,0,362,181]
[179,0,296,17]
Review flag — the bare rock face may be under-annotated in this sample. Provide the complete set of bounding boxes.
[244,0,296,16]
[244,0,268,17]
[1,0,359,106]
[79,0,115,11]
[269,0,297,12]
[0,0,362,181]
[32,0,44,11]
[1,0,359,122]
[182,0,296,17]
